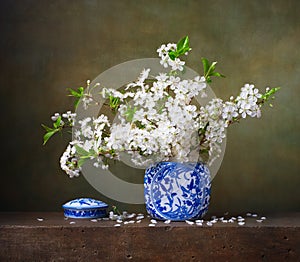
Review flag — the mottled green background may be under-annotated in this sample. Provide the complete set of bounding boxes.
[1,0,299,214]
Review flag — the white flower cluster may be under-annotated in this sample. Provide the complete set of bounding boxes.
[60,114,113,176]
[157,43,187,71]
[60,142,80,178]
[101,69,208,167]
[58,42,269,177]
[196,83,265,165]
[51,111,76,126]
[236,83,262,118]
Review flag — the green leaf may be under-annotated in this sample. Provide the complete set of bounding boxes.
[168,51,177,60]
[124,106,137,122]
[211,72,226,78]
[202,58,224,82]
[78,86,84,93]
[69,87,84,109]
[68,87,84,98]
[74,99,80,110]
[53,116,62,129]
[201,58,210,75]
[74,145,89,156]
[209,61,217,72]
[177,36,190,53]
[41,124,53,133]
[262,87,280,101]
[68,88,78,96]
[112,205,121,215]
[77,157,87,167]
[109,95,120,111]
[43,129,59,145]
[168,36,191,61]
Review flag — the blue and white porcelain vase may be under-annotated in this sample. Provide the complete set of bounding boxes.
[144,162,211,221]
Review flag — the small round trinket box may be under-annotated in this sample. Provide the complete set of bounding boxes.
[62,198,108,219]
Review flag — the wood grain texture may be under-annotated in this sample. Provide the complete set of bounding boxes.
[1,212,299,261]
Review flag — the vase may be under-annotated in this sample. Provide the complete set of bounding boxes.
[144,162,211,221]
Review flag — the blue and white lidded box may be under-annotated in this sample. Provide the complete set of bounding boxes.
[62,198,108,219]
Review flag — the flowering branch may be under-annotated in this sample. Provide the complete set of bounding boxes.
[42,36,280,178]
[42,111,76,145]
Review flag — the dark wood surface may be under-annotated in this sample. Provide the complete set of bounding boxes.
[1,212,299,261]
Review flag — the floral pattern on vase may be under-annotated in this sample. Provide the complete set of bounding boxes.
[144,162,211,221]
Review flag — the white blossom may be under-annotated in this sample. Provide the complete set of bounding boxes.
[82,96,93,109]
[222,101,238,122]
[60,144,81,178]
[236,84,263,119]
[51,113,60,121]
[169,58,185,71]
[157,43,185,71]
[56,40,275,178]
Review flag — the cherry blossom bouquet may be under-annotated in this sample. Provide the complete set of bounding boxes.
[43,36,279,178]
